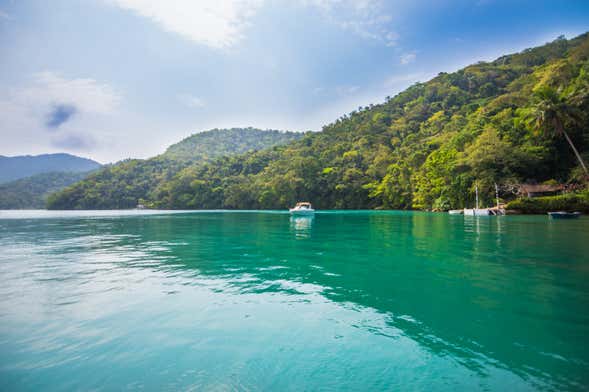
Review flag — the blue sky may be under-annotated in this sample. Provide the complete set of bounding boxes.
[1,0,588,163]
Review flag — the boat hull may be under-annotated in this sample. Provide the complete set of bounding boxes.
[464,208,490,216]
[548,211,581,219]
[289,209,315,216]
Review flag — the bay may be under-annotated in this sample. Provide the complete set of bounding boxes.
[0,210,588,391]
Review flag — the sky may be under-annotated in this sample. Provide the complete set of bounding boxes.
[1,1,588,163]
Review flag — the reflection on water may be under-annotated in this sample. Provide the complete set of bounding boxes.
[0,211,588,391]
[289,215,314,238]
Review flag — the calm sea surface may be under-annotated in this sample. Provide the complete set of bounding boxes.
[0,210,588,391]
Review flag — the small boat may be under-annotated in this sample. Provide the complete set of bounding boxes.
[548,211,581,219]
[464,208,505,216]
[448,209,463,215]
[463,184,492,216]
[289,202,315,215]
[463,208,491,216]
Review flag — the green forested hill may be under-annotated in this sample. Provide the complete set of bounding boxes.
[0,171,92,209]
[49,34,589,211]
[46,128,303,209]
[163,128,303,161]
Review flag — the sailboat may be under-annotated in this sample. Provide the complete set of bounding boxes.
[464,185,490,216]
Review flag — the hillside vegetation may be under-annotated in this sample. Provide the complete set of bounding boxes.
[506,191,589,214]
[47,128,302,209]
[164,128,303,161]
[0,153,100,183]
[0,171,92,209]
[49,34,589,210]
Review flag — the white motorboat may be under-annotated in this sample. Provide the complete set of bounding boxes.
[289,202,315,215]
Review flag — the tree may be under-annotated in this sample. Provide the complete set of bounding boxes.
[525,85,588,176]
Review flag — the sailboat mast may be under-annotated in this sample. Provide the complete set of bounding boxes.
[475,185,479,210]
[495,183,500,209]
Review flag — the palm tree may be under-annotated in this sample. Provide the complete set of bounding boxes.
[525,85,588,176]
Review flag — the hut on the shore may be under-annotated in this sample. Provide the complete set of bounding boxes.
[517,183,565,198]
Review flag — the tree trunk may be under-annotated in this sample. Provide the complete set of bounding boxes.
[558,121,589,176]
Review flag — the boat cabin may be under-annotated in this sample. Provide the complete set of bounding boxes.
[294,202,312,209]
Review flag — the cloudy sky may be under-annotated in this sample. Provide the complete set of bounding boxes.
[1,0,588,163]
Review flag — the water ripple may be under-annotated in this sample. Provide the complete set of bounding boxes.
[0,211,588,390]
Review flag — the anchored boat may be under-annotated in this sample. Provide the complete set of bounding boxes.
[463,184,491,216]
[289,202,315,216]
[548,211,581,219]
[463,183,505,216]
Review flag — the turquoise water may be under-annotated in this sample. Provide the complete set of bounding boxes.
[0,210,588,391]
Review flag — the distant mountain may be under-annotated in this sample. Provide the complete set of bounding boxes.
[0,171,92,209]
[46,128,304,209]
[0,153,100,184]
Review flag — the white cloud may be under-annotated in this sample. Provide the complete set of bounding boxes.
[16,72,121,115]
[105,1,398,49]
[179,94,206,108]
[311,85,360,98]
[312,87,325,95]
[0,72,121,155]
[384,31,400,47]
[336,85,360,96]
[301,0,399,46]
[383,72,431,89]
[400,52,416,65]
[105,0,263,49]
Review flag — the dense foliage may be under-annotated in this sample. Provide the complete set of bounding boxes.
[164,128,303,161]
[0,171,91,209]
[49,34,589,211]
[506,191,589,214]
[0,153,100,184]
[47,128,302,209]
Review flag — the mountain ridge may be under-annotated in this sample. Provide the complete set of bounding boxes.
[46,128,304,209]
[0,153,100,184]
